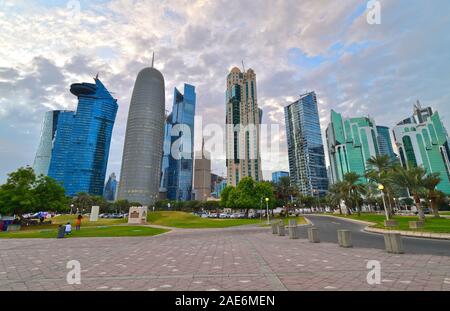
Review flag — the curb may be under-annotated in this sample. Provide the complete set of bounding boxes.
[311,214,450,241]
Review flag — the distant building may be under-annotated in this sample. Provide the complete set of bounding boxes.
[211,173,225,194]
[213,179,228,198]
[326,109,379,184]
[193,142,211,201]
[376,125,397,160]
[118,62,165,206]
[226,67,262,186]
[285,92,328,197]
[272,171,289,184]
[44,77,118,196]
[159,84,196,201]
[104,173,118,202]
[393,103,450,194]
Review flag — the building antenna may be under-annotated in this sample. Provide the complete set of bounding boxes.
[95,72,99,80]
[242,60,246,72]
[152,51,155,68]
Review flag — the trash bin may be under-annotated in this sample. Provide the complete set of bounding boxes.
[57,225,65,239]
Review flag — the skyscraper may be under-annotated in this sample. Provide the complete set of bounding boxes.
[225,67,262,186]
[45,77,117,197]
[393,104,450,194]
[118,64,165,206]
[65,78,118,196]
[376,125,397,160]
[285,92,328,197]
[326,110,379,184]
[193,142,211,201]
[159,84,196,201]
[104,172,118,202]
[33,110,73,176]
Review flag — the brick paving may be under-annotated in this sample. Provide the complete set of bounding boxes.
[0,226,449,291]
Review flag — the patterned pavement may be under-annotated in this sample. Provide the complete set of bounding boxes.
[0,225,449,291]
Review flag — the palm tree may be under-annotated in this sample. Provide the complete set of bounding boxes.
[327,182,345,214]
[342,172,366,216]
[366,155,395,216]
[392,166,427,221]
[422,172,442,218]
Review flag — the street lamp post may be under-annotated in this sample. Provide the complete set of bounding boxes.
[260,197,263,222]
[378,184,389,220]
[265,197,270,225]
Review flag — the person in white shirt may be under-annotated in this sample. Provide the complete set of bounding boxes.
[65,222,72,235]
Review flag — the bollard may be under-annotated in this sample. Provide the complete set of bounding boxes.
[278,223,286,236]
[337,230,352,248]
[288,225,300,239]
[384,220,399,228]
[271,222,278,234]
[384,233,404,254]
[288,219,297,227]
[307,227,320,243]
[408,221,424,229]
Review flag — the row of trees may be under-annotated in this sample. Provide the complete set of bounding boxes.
[326,155,448,221]
[0,167,68,217]
[154,199,220,212]
[220,177,276,215]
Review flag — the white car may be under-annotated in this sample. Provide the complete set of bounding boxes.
[219,213,228,219]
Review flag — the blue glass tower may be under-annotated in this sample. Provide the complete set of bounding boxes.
[272,171,289,184]
[376,126,397,160]
[160,84,196,201]
[104,173,118,201]
[48,77,118,197]
[284,92,328,197]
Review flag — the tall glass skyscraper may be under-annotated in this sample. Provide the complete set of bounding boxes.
[393,103,450,194]
[284,92,328,197]
[376,125,397,160]
[104,172,118,202]
[326,110,380,184]
[160,84,196,201]
[34,110,74,176]
[272,171,289,184]
[46,77,118,197]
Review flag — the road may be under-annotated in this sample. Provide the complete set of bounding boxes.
[300,215,450,256]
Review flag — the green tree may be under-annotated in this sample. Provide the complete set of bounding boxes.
[342,172,366,216]
[366,155,395,216]
[219,185,234,208]
[33,175,68,213]
[255,181,276,215]
[392,166,427,221]
[327,182,345,214]
[422,172,442,218]
[0,167,37,217]
[72,192,93,214]
[113,199,131,214]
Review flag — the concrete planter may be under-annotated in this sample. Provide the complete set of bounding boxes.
[337,229,352,248]
[6,224,21,232]
[384,233,404,254]
[408,221,424,229]
[307,227,320,243]
[271,222,278,234]
[278,223,286,236]
[288,226,300,239]
[384,220,399,227]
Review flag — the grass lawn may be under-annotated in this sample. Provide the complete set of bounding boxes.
[146,211,306,228]
[334,213,450,233]
[440,211,450,216]
[0,225,168,239]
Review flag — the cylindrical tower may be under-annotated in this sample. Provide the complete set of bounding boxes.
[118,67,165,205]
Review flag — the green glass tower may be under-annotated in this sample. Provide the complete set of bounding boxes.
[326,110,380,184]
[393,103,450,194]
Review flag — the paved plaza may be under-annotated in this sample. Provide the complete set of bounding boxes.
[1,225,449,291]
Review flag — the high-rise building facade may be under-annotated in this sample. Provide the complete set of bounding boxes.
[393,104,450,194]
[193,142,211,201]
[285,92,328,197]
[326,110,380,184]
[272,171,289,184]
[45,77,117,197]
[159,84,196,201]
[225,67,262,186]
[34,110,73,176]
[104,172,118,202]
[376,126,397,160]
[118,66,165,206]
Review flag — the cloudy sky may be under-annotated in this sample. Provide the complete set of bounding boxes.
[0,0,449,183]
